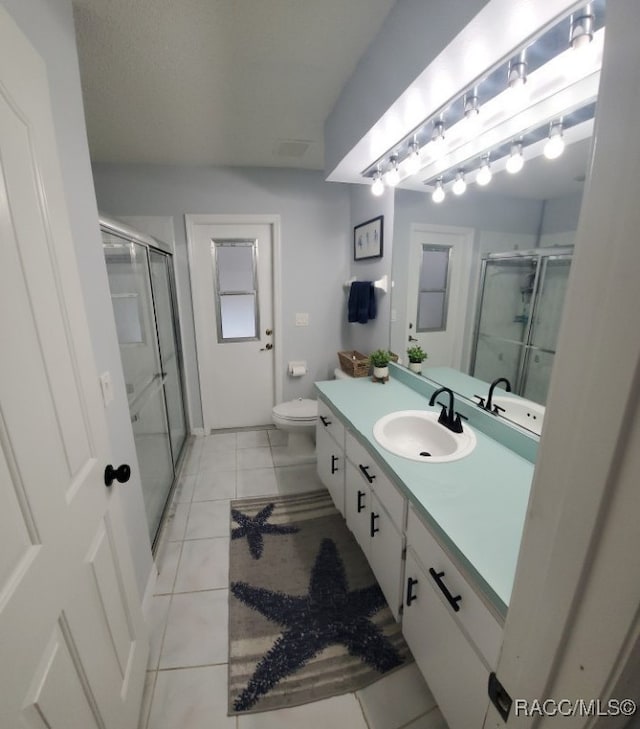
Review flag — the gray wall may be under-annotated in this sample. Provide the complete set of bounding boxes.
[324,0,489,175]
[2,0,153,595]
[346,184,395,356]
[92,165,352,428]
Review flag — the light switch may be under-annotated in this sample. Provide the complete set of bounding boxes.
[295,313,309,326]
[391,308,397,322]
[100,371,114,407]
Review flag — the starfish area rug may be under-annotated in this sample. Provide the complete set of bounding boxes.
[227,489,412,715]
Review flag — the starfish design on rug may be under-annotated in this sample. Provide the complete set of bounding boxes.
[230,537,403,711]
[231,503,299,560]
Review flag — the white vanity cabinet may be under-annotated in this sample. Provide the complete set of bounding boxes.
[344,432,406,620]
[316,401,345,515]
[402,506,502,729]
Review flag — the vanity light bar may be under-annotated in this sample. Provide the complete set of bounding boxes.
[365,0,605,193]
[421,101,596,191]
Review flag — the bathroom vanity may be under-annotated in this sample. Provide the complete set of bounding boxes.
[315,367,536,728]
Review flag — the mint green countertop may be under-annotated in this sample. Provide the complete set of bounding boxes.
[315,376,534,616]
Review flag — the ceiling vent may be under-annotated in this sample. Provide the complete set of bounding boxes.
[273,139,312,158]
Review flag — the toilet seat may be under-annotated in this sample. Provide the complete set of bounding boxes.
[272,398,317,422]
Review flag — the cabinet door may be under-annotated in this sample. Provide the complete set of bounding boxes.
[316,425,345,515]
[345,461,371,556]
[370,494,404,621]
[403,551,489,729]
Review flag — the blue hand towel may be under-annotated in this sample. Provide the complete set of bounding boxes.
[348,281,377,324]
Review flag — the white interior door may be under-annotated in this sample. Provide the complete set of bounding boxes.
[0,9,147,728]
[187,216,279,430]
[405,225,473,368]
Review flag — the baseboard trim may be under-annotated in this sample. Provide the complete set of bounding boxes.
[141,562,158,619]
[191,427,206,436]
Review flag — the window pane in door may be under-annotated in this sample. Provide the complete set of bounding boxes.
[220,294,257,339]
[417,291,446,331]
[419,248,449,289]
[216,243,255,291]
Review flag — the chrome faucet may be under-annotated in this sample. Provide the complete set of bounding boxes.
[429,386,467,434]
[474,377,512,415]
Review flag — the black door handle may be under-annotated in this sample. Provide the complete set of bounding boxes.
[357,490,366,512]
[370,511,379,537]
[358,464,376,484]
[429,568,462,612]
[331,454,338,474]
[104,464,131,487]
[406,577,418,606]
[320,415,331,427]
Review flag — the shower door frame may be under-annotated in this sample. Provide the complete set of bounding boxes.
[101,215,188,548]
[470,246,573,397]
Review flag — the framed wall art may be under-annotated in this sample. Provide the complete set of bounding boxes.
[353,215,383,261]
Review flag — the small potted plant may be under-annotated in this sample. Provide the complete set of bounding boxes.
[369,349,391,380]
[406,344,428,374]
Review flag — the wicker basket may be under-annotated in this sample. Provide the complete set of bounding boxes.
[338,350,370,378]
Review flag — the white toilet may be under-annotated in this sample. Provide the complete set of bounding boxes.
[272,397,318,454]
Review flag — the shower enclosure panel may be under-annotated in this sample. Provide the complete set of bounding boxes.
[471,248,572,404]
[103,219,187,545]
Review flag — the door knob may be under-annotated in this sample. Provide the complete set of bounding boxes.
[104,464,131,487]
[408,335,418,342]
[260,343,273,351]
[265,328,273,336]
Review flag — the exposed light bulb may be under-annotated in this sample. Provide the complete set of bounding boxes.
[431,120,446,156]
[432,179,445,204]
[463,92,480,133]
[371,172,384,196]
[476,157,492,186]
[570,5,594,51]
[506,143,524,174]
[544,123,565,159]
[385,157,400,187]
[405,141,421,176]
[452,170,467,196]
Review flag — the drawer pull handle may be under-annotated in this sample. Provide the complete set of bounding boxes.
[370,511,379,537]
[320,415,331,427]
[429,568,462,613]
[331,455,338,474]
[357,490,366,513]
[359,464,376,484]
[406,577,418,606]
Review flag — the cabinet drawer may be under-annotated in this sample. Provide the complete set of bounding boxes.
[345,431,406,530]
[407,506,502,668]
[403,550,489,729]
[317,399,345,449]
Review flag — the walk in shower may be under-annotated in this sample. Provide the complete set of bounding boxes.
[471,247,573,405]
[102,216,187,545]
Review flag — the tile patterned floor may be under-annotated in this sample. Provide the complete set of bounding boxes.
[139,430,448,729]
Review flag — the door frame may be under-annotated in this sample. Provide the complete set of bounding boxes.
[185,214,283,433]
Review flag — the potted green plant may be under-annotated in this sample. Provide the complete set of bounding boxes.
[406,344,428,374]
[369,349,391,379]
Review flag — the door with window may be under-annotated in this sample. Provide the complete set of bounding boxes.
[187,217,277,430]
[405,226,473,368]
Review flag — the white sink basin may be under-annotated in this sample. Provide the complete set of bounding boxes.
[492,396,545,435]
[373,410,476,463]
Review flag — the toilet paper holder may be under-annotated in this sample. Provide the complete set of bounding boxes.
[288,361,307,377]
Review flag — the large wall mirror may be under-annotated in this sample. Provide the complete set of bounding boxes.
[389,127,592,434]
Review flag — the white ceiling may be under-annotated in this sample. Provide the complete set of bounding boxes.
[72,0,396,168]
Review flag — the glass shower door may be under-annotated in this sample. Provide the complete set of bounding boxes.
[104,235,174,541]
[149,249,187,460]
[472,256,539,390]
[522,255,572,403]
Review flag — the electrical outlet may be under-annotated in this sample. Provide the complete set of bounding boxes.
[295,313,309,326]
[99,371,114,407]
